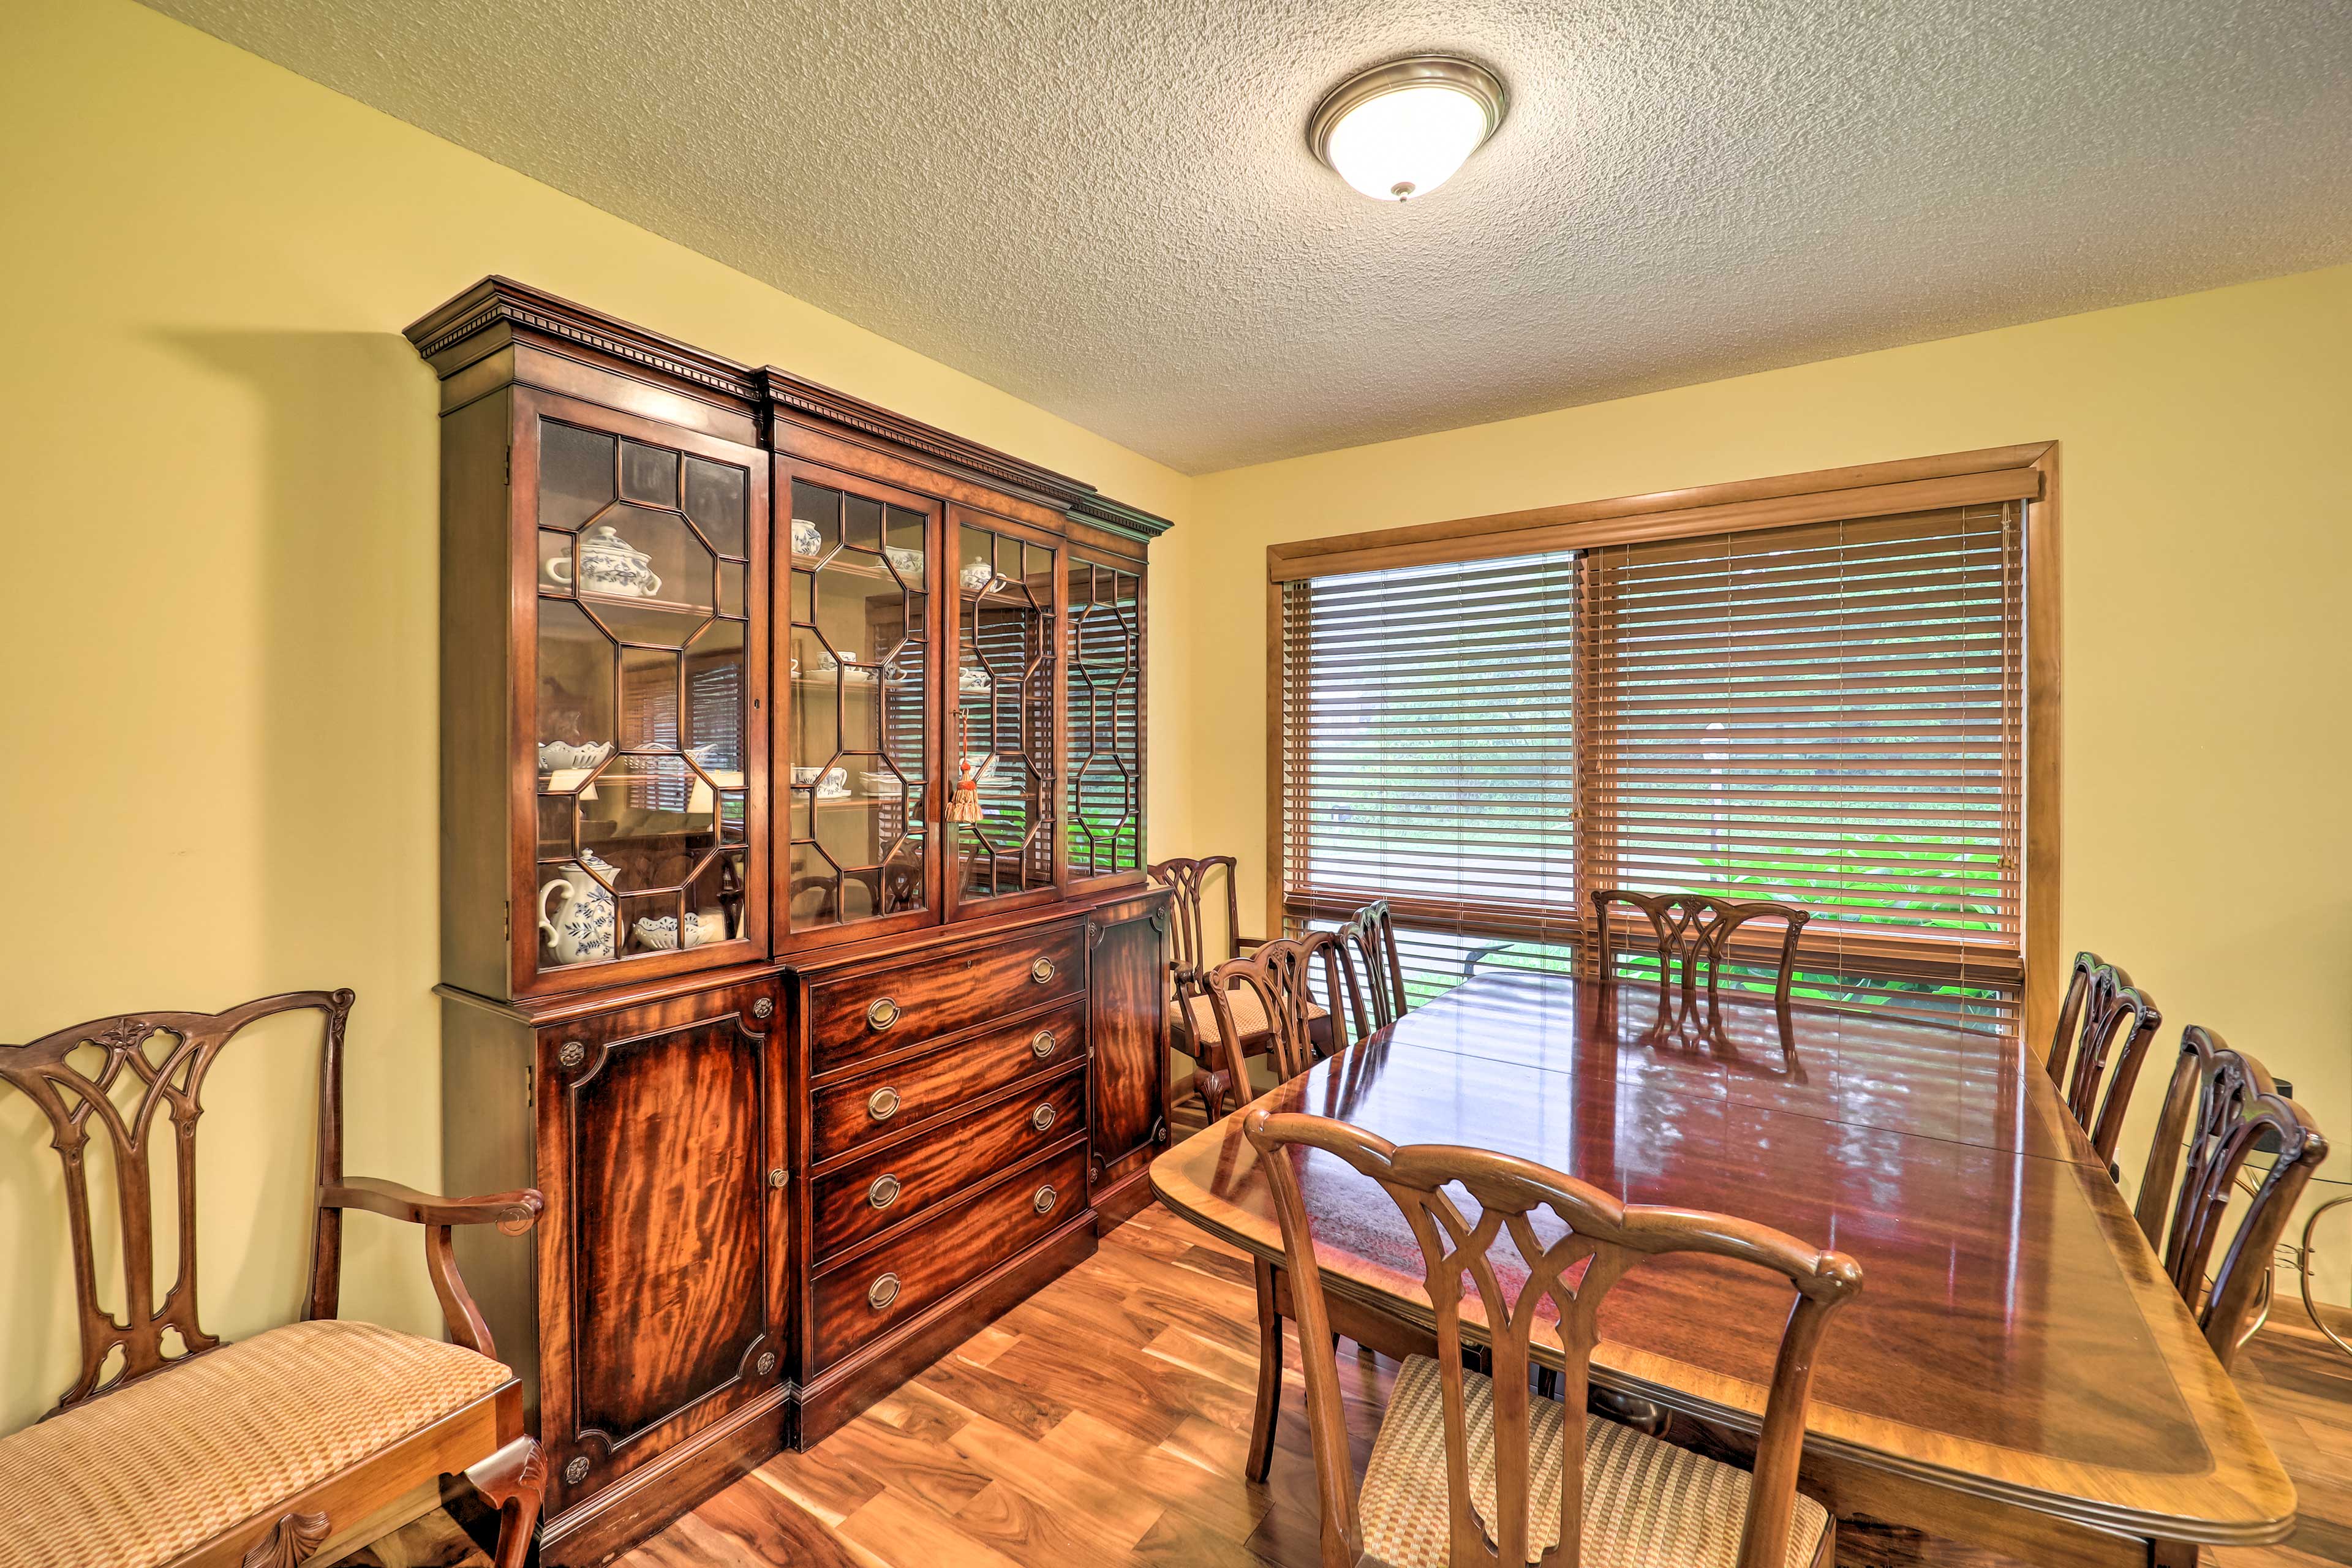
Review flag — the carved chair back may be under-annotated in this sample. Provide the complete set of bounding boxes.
[2133,1025,2328,1370]
[1148,854,1251,1001]
[2043,951,2163,1169]
[1336,900,1411,1033]
[1204,935,1346,1100]
[1591,889,1812,1013]
[1243,1109,1862,1568]
[0,990,355,1415]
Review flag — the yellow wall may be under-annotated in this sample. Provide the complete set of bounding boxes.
[0,0,1191,1431]
[1186,263,2352,1273]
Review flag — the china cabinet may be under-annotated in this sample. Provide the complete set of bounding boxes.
[410,278,1169,1565]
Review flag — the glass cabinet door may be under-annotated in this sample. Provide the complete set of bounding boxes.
[1066,554,1145,884]
[780,467,938,945]
[532,414,760,980]
[951,512,1060,910]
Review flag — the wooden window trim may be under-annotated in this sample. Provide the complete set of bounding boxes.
[1264,441,2062,1052]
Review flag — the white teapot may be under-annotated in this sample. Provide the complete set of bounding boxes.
[537,850,619,965]
[547,526,662,598]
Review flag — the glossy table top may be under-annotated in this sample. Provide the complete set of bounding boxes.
[1150,973,2294,1547]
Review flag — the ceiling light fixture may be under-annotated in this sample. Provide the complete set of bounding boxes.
[1308,55,1508,202]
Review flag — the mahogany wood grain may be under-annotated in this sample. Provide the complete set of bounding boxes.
[1088,900,1170,1177]
[809,998,1088,1163]
[805,920,1088,1070]
[809,1142,1092,1370]
[813,1067,1088,1259]
[1151,972,2297,1562]
[538,977,785,1517]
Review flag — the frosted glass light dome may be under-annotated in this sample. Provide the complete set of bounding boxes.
[1309,57,1508,203]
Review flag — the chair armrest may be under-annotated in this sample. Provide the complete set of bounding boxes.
[323,1177,544,1237]
[320,1178,543,1360]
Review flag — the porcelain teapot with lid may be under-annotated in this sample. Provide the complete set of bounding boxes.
[548,526,662,598]
[538,850,619,965]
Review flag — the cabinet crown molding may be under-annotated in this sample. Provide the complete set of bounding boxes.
[404,276,1172,538]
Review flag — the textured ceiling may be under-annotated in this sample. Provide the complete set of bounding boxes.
[145,0,2352,473]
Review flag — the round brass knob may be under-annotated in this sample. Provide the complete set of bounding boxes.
[866,996,900,1030]
[1030,1030,1055,1059]
[867,1272,901,1311]
[868,1174,902,1210]
[755,1351,777,1376]
[1030,957,1055,984]
[1030,1102,1056,1134]
[751,997,774,1020]
[1033,1185,1058,1216]
[867,1086,901,1121]
[564,1455,591,1486]
[557,1040,586,1069]
[768,1167,788,1189]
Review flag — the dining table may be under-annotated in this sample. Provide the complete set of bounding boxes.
[1148,970,2294,1568]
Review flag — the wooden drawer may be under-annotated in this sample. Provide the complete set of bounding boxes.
[810,1140,1088,1370]
[807,920,1088,1074]
[812,1066,1088,1261]
[810,998,1086,1163]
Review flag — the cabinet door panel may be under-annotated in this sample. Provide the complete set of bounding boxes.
[1066,554,1145,889]
[777,459,944,952]
[946,507,1063,918]
[515,387,767,999]
[1088,906,1167,1170]
[545,979,778,1504]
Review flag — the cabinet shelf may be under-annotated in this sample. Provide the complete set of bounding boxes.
[539,584,719,620]
[788,551,922,584]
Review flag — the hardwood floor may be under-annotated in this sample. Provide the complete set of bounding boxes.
[334,1202,2352,1568]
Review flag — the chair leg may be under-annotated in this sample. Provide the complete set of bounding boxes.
[466,1436,546,1568]
[1246,1257,1283,1482]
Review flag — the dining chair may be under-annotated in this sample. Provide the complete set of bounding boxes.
[1201,932,1351,1115]
[1243,1107,1859,1568]
[1592,888,1812,1014]
[2132,1025,2329,1371]
[1150,854,1329,1115]
[1337,899,1411,1031]
[2043,951,2163,1173]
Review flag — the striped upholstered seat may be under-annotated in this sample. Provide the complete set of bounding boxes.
[0,1320,513,1568]
[1358,1357,1831,1568]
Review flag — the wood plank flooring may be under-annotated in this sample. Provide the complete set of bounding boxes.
[333,1203,2352,1568]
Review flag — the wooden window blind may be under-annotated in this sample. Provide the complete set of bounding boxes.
[1280,553,1581,991]
[1278,500,2027,1031]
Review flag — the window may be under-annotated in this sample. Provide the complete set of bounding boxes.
[1273,450,2047,1033]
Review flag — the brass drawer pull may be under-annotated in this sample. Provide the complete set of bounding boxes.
[868,1174,902,1210]
[1033,1185,1058,1216]
[1030,1029,1056,1059]
[1030,957,1055,985]
[868,1272,900,1311]
[768,1167,788,1189]
[1030,1102,1057,1134]
[866,996,901,1030]
[867,1086,901,1121]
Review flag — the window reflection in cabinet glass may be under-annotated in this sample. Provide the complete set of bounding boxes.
[958,525,1056,900]
[1066,556,1143,878]
[535,417,750,971]
[786,478,929,931]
